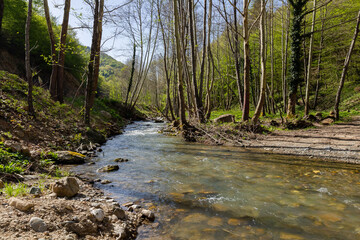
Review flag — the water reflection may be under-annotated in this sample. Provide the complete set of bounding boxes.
[74,121,360,240]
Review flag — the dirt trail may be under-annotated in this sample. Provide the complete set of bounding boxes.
[247,116,360,163]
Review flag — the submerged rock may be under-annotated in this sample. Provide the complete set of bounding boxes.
[114,158,129,163]
[51,177,80,197]
[97,165,119,172]
[141,209,155,221]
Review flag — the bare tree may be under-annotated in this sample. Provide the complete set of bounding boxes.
[43,0,58,99]
[304,0,317,117]
[173,0,187,126]
[334,9,360,120]
[84,0,105,125]
[25,0,35,116]
[252,0,266,123]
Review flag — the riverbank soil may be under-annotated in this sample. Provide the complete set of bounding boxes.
[247,116,360,163]
[0,176,145,240]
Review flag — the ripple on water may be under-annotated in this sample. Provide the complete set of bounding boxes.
[73,121,360,240]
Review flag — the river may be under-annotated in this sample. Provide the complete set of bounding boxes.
[74,121,360,239]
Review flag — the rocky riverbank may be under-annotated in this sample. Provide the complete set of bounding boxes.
[0,175,155,240]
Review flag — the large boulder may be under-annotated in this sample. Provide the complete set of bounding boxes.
[54,151,86,164]
[85,129,106,144]
[97,165,119,172]
[51,177,80,197]
[214,114,235,124]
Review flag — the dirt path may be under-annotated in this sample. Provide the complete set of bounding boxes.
[247,116,360,163]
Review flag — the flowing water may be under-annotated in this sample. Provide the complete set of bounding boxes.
[74,121,360,240]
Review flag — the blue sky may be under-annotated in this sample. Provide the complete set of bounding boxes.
[49,0,131,63]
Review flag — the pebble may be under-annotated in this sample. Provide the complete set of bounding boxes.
[29,217,47,232]
[141,209,155,221]
[29,187,42,196]
[9,198,34,212]
[91,208,105,222]
[101,180,112,184]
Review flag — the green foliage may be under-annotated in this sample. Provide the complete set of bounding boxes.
[0,142,29,174]
[3,182,29,198]
[1,0,87,81]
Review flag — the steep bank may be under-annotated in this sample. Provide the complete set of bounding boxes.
[0,70,151,239]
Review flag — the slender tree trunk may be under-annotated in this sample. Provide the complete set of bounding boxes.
[89,0,104,109]
[334,9,360,120]
[43,0,58,98]
[270,0,275,114]
[84,0,100,125]
[304,0,316,116]
[56,0,71,103]
[125,44,136,107]
[25,0,34,116]
[174,0,187,127]
[282,4,290,113]
[188,0,201,122]
[242,0,251,121]
[252,0,266,123]
[313,6,326,109]
[0,0,4,34]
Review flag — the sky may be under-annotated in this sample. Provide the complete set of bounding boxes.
[49,0,131,63]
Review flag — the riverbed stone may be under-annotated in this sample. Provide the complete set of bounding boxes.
[54,151,86,164]
[29,187,42,196]
[91,208,105,222]
[9,197,34,212]
[29,217,47,232]
[141,209,155,221]
[213,114,235,123]
[101,179,112,184]
[321,118,334,125]
[97,165,119,172]
[114,158,129,163]
[51,177,80,197]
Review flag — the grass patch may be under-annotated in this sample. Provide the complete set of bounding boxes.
[0,142,29,174]
[2,182,29,198]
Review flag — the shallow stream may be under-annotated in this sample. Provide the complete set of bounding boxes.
[74,121,360,239]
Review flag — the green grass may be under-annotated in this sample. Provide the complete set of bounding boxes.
[0,142,29,174]
[2,182,29,198]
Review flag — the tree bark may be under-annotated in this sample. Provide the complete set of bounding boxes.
[44,0,58,99]
[25,0,34,116]
[125,44,136,107]
[173,0,187,127]
[56,0,71,103]
[334,9,360,120]
[84,0,100,125]
[252,0,266,123]
[0,0,4,34]
[304,0,316,116]
[242,0,251,121]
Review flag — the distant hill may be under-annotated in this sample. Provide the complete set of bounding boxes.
[100,53,125,79]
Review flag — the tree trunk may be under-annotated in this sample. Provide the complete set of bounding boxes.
[84,0,100,125]
[188,0,201,122]
[304,0,316,116]
[44,0,58,98]
[252,0,266,123]
[173,0,187,127]
[125,44,136,107]
[334,9,360,120]
[242,0,250,122]
[25,0,34,116]
[287,0,308,117]
[0,0,4,34]
[56,0,71,103]
[89,0,104,109]
[313,6,326,109]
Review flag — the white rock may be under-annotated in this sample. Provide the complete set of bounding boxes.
[141,209,155,221]
[91,208,105,222]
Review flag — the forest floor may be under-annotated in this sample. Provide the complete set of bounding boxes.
[245,116,360,163]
